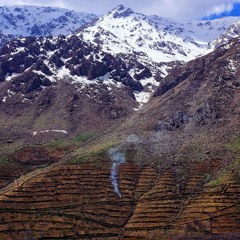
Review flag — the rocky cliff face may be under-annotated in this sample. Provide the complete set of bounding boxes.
[0,35,149,142]
[115,37,240,167]
[0,35,146,91]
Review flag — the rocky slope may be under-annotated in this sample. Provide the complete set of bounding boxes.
[0,35,150,142]
[153,37,240,133]
[119,36,240,164]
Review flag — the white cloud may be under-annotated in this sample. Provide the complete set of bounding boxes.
[142,0,240,21]
[207,3,234,16]
[0,0,240,21]
[0,0,65,8]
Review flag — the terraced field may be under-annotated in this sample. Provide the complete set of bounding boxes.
[0,158,239,239]
[0,163,35,189]
[0,146,67,190]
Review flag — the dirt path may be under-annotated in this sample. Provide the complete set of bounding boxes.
[0,158,66,196]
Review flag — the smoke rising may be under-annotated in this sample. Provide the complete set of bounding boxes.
[108,147,126,198]
[108,132,181,197]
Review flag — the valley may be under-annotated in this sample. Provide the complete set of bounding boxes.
[0,3,239,240]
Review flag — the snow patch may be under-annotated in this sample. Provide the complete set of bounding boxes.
[140,77,159,87]
[134,91,152,110]
[228,59,237,72]
[6,73,18,81]
[33,130,68,136]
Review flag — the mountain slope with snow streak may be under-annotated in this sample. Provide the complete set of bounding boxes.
[0,35,141,140]
[209,20,240,49]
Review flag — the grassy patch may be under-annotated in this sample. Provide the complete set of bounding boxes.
[75,131,97,143]
[68,143,115,164]
[229,157,240,168]
[38,163,50,168]
[68,144,109,164]
[226,136,240,151]
[207,157,240,187]
[42,132,96,150]
[207,173,230,187]
[47,139,70,149]
[0,156,10,165]
[0,156,16,166]
[0,141,24,156]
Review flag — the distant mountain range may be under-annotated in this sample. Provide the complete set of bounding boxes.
[0,5,97,40]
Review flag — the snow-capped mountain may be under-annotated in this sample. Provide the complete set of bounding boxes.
[81,5,204,63]
[0,6,97,41]
[1,4,240,109]
[182,17,240,46]
[209,20,240,49]
[0,4,239,63]
[0,4,240,141]
[80,5,240,64]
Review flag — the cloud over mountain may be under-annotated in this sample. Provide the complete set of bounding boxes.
[1,0,240,20]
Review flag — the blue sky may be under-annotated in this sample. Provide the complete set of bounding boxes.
[203,2,240,19]
[0,0,240,21]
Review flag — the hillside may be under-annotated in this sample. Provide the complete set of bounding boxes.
[0,37,239,240]
[0,35,143,144]
[1,5,240,145]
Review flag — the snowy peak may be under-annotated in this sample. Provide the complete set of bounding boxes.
[80,6,240,65]
[209,20,240,49]
[108,4,134,18]
[81,7,206,63]
[184,17,240,45]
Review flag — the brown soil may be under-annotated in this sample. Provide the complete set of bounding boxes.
[0,146,69,193]
[0,158,239,239]
[13,146,65,164]
[0,165,27,189]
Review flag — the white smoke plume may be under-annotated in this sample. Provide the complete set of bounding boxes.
[108,147,126,198]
